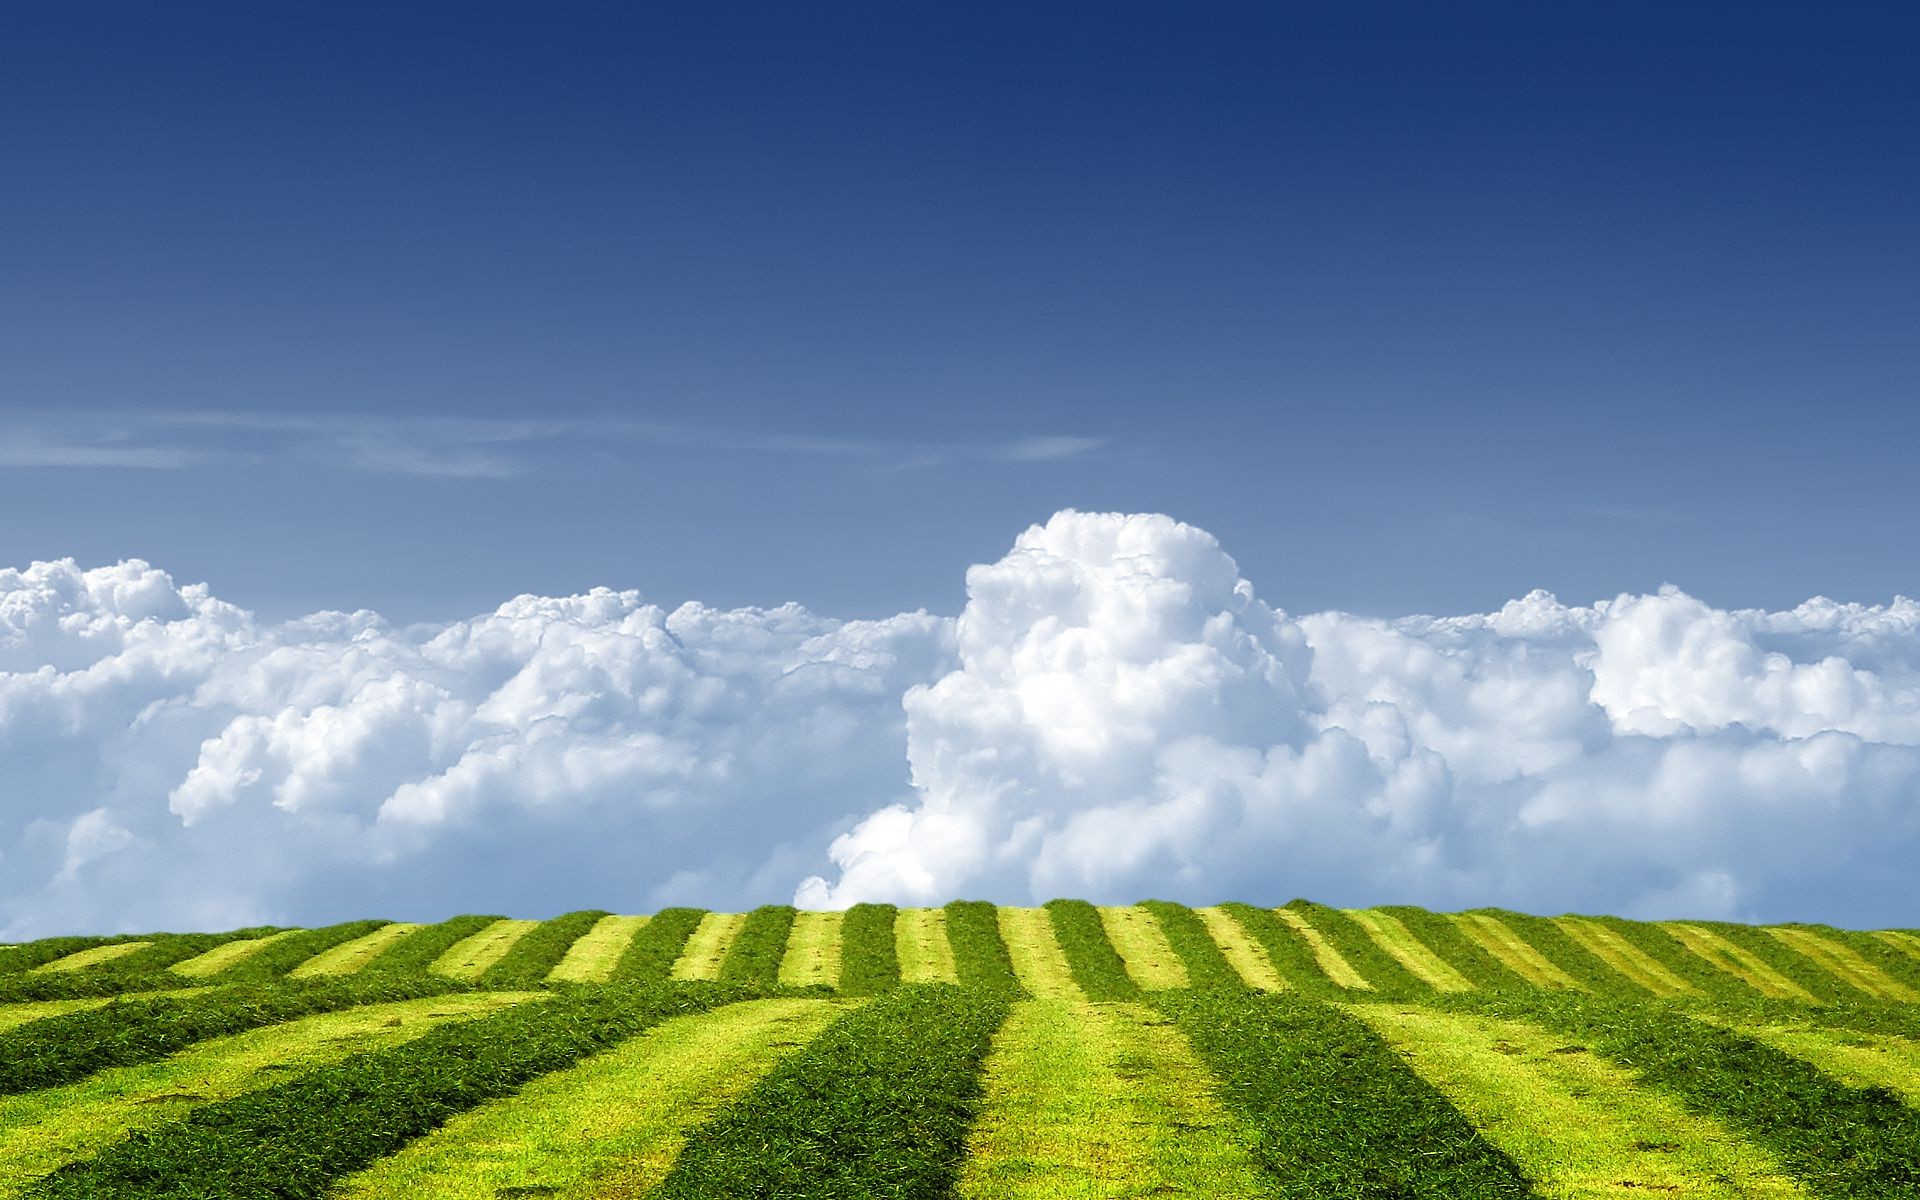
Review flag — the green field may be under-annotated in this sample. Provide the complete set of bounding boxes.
[6,900,1920,1197]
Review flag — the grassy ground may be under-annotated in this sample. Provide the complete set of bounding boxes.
[778,911,843,988]
[1273,908,1371,989]
[1193,907,1286,990]
[430,918,539,979]
[898,908,961,984]
[1097,906,1189,991]
[998,907,1083,1001]
[1344,909,1475,992]
[548,914,648,983]
[287,923,421,978]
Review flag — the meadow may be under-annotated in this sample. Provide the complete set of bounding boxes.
[5,898,1920,1197]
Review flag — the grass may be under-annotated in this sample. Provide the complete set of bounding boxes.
[29,942,150,973]
[777,910,843,988]
[716,905,798,989]
[0,996,120,1035]
[286,922,422,978]
[1343,909,1475,992]
[652,984,1009,1200]
[34,983,744,1200]
[1279,903,1426,993]
[1045,900,1138,1000]
[672,912,750,982]
[897,908,961,984]
[1449,912,1581,989]
[1661,922,1820,1002]
[362,914,507,977]
[0,936,140,975]
[218,920,393,982]
[1152,988,1535,1198]
[997,906,1082,1001]
[1097,905,1189,990]
[545,913,646,984]
[1376,907,1530,990]
[957,998,1275,1199]
[476,910,609,987]
[944,902,1021,994]
[611,907,706,982]
[1138,901,1242,991]
[1193,907,1287,990]
[1551,917,1698,998]
[167,930,303,979]
[1582,914,1747,999]
[0,992,534,1197]
[1347,1001,1807,1199]
[330,998,848,1199]
[839,903,902,995]
[1766,926,1920,1003]
[1216,903,1336,991]
[1272,907,1372,989]
[1724,1020,1920,1106]
[428,918,539,980]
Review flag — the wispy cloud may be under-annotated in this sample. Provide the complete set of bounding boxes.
[0,411,1107,479]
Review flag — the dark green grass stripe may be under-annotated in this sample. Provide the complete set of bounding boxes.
[839,903,901,995]
[1468,910,1643,996]
[1217,902,1342,992]
[1840,927,1920,993]
[654,984,1010,1200]
[475,910,610,988]
[1694,921,1876,1003]
[1453,989,1920,1197]
[1378,907,1530,990]
[1283,901,1430,994]
[218,920,394,983]
[1582,915,1755,1000]
[610,908,707,982]
[1141,900,1244,989]
[1044,899,1138,1000]
[33,982,743,1200]
[0,974,468,1096]
[360,914,505,975]
[1153,989,1537,1198]
[0,971,202,1004]
[718,905,798,989]
[0,934,148,974]
[943,900,1021,994]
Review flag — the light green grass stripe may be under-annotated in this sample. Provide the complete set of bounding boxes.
[430,918,540,980]
[1767,926,1920,1002]
[28,942,150,973]
[169,929,302,978]
[1273,907,1370,989]
[0,991,536,1196]
[670,911,748,982]
[1452,914,1581,989]
[1348,1003,1808,1200]
[288,922,421,978]
[1875,929,1920,964]
[1098,906,1190,991]
[331,997,848,1200]
[1662,924,1817,1002]
[1196,907,1287,990]
[1727,1022,1920,1105]
[999,907,1085,1001]
[897,908,960,984]
[1345,909,1474,992]
[547,914,648,983]
[1554,918,1696,997]
[958,999,1275,1199]
[778,910,843,988]
[0,997,117,1034]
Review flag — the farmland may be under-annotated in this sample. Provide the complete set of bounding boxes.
[5,902,1920,1197]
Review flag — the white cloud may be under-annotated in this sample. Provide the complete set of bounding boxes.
[5,512,1920,936]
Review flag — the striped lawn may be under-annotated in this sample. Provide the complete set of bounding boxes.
[1729,1022,1920,1105]
[168,930,302,978]
[778,911,843,988]
[1875,929,1920,966]
[332,998,847,1199]
[1350,1003,1807,1199]
[0,996,118,1034]
[1099,906,1190,991]
[1767,926,1920,1002]
[29,942,149,974]
[289,923,421,978]
[958,999,1274,1199]
[1452,914,1580,989]
[1345,909,1474,992]
[999,907,1084,1001]
[1273,908,1370,989]
[898,908,961,984]
[1196,907,1286,990]
[1554,918,1696,997]
[548,914,648,984]
[0,991,535,1197]
[1662,924,1818,1002]
[430,918,539,980]
[671,912,749,982]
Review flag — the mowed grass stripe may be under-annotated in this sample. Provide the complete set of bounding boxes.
[1767,926,1920,1002]
[1273,908,1371,989]
[1377,908,1530,990]
[958,999,1275,1199]
[1663,924,1818,1002]
[0,997,118,1034]
[671,912,749,982]
[0,992,534,1197]
[1345,909,1474,992]
[29,942,149,973]
[1349,1002,1807,1200]
[1099,905,1189,991]
[288,923,422,978]
[1554,918,1696,997]
[168,930,302,978]
[430,918,539,980]
[716,906,796,989]
[612,909,707,983]
[548,914,648,984]
[1728,1023,1920,1106]
[777,911,842,988]
[1140,901,1243,990]
[1875,929,1920,965]
[1048,900,1139,1000]
[998,906,1085,1001]
[1451,914,1581,991]
[897,908,960,984]
[331,998,849,1200]
[476,911,609,988]
[1196,907,1288,989]
[218,920,392,983]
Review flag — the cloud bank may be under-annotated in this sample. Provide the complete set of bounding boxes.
[6,511,1920,936]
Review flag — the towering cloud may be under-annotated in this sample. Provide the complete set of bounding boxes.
[5,512,1920,937]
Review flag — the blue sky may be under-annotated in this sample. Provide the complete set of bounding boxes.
[4,2,1916,623]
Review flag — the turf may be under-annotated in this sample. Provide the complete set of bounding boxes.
[611,908,706,982]
[839,903,902,995]
[716,905,797,989]
[1045,900,1138,1000]
[1096,905,1189,990]
[427,918,539,980]
[777,910,843,988]
[1343,909,1475,992]
[944,901,1020,994]
[546,914,647,984]
[997,907,1083,1001]
[897,908,961,984]
[476,910,610,988]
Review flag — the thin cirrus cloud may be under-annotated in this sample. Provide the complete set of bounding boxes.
[0,411,1108,478]
[4,509,1920,938]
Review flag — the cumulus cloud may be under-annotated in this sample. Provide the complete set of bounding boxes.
[5,511,1920,936]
